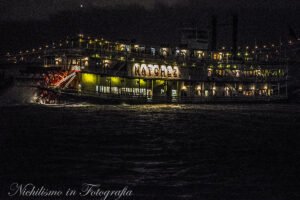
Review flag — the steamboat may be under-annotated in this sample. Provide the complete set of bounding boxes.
[38,33,288,103]
[3,20,294,104]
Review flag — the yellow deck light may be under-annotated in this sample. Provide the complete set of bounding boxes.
[82,73,96,84]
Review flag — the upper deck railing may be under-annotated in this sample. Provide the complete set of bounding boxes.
[44,47,288,69]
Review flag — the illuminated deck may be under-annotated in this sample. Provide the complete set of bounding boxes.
[9,34,290,102]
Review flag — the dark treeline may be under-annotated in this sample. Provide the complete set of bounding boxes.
[0,1,299,54]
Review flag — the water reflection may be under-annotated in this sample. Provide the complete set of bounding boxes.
[0,88,300,199]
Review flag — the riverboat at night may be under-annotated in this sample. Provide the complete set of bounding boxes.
[36,32,288,103]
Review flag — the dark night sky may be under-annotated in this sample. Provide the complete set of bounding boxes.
[0,0,299,53]
[1,0,168,20]
[1,0,299,20]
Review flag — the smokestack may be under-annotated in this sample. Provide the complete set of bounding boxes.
[210,16,217,51]
[232,15,238,59]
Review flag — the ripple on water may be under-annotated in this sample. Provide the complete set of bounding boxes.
[0,97,300,199]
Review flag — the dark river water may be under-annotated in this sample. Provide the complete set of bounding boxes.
[0,87,300,200]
